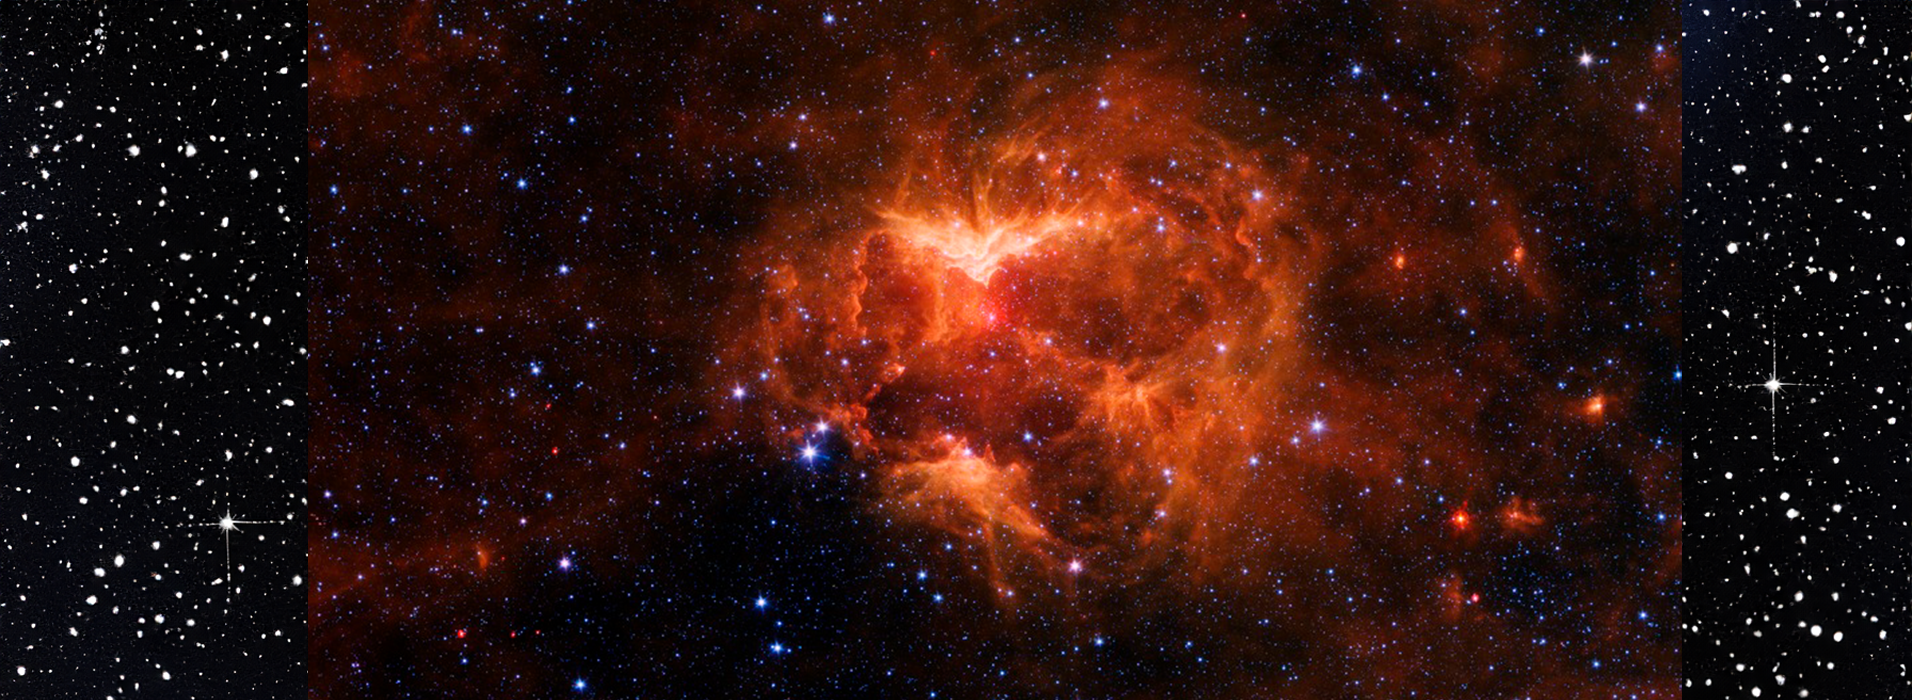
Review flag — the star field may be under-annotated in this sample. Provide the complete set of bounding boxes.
[1682,2,1911,697]
[0,2,308,698]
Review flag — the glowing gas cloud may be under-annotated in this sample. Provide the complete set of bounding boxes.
[697,9,1677,690]
[311,1,1678,697]
[721,68,1336,587]
[716,42,1675,603]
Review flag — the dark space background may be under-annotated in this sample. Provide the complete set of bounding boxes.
[310,1,1678,698]
[0,2,307,698]
[1682,1,1910,697]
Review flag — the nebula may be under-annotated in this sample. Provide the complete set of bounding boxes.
[310,1,1680,697]
[718,69,1331,591]
[713,51,1671,609]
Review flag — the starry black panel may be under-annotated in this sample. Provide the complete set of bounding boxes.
[0,2,306,698]
[311,1,1678,698]
[1683,1,1912,697]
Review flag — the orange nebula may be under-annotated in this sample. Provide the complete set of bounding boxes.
[1501,497,1547,535]
[878,440,1067,587]
[719,65,1345,592]
[310,0,1680,695]
[711,49,1673,613]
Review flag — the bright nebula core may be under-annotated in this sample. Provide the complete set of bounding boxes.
[311,1,1679,697]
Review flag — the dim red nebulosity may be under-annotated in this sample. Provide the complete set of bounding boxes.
[310,1,1680,698]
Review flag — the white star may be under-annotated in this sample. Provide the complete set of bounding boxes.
[177,462,286,614]
[1738,332,1824,461]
